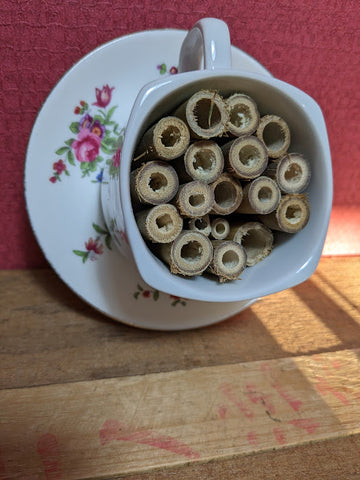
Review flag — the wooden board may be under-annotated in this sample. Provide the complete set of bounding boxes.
[0,256,359,478]
[1,257,359,390]
[0,348,360,478]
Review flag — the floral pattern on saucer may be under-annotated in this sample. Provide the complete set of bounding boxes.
[73,222,112,263]
[134,284,187,307]
[49,85,124,183]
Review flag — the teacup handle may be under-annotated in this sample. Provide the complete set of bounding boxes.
[178,18,232,72]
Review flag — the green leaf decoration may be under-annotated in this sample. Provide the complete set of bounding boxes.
[89,161,97,172]
[55,146,69,155]
[134,292,139,299]
[105,235,112,250]
[102,136,113,146]
[109,218,117,231]
[65,170,70,176]
[159,63,166,74]
[93,114,104,123]
[101,143,115,155]
[67,149,75,166]
[105,106,117,122]
[65,138,75,146]
[137,284,143,292]
[69,121,80,134]
[73,250,86,257]
[92,223,108,235]
[153,290,159,301]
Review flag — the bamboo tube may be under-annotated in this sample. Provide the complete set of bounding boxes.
[133,116,190,162]
[210,173,243,215]
[236,176,281,215]
[130,161,179,207]
[173,90,229,139]
[173,141,224,183]
[222,135,268,180]
[229,221,273,266]
[175,180,214,218]
[210,218,230,240]
[264,153,311,194]
[225,93,260,137]
[256,115,291,159]
[208,240,247,282]
[188,215,211,236]
[135,204,183,243]
[259,194,310,233]
[158,231,213,276]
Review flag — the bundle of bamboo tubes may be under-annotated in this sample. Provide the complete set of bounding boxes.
[131,90,311,283]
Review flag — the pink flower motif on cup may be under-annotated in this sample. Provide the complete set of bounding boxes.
[73,223,112,263]
[72,128,101,163]
[112,147,121,167]
[93,85,115,108]
[85,237,104,258]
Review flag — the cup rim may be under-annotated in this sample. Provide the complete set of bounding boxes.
[120,69,333,302]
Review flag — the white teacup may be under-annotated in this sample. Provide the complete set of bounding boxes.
[101,18,332,303]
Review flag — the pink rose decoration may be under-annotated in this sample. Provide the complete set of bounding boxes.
[72,128,101,163]
[93,85,115,108]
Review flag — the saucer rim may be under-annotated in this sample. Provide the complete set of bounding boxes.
[24,28,272,331]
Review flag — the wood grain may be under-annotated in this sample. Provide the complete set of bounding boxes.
[109,434,360,480]
[0,257,359,390]
[0,257,359,478]
[0,349,359,478]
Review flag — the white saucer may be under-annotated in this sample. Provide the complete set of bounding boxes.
[24,29,271,331]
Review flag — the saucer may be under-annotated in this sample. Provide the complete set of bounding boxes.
[24,29,271,331]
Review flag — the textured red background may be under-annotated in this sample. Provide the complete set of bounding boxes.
[1,0,359,268]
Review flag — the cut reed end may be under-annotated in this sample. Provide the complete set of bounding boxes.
[276,153,311,193]
[232,221,274,266]
[159,231,213,276]
[188,215,211,236]
[237,176,281,215]
[210,173,243,215]
[209,240,247,282]
[131,161,179,206]
[261,194,311,233]
[256,115,291,159]
[183,140,224,183]
[223,135,268,180]
[175,180,214,218]
[210,218,230,240]
[183,90,229,139]
[153,116,190,159]
[225,93,260,137]
[136,204,183,243]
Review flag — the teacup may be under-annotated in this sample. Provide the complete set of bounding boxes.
[101,17,332,303]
